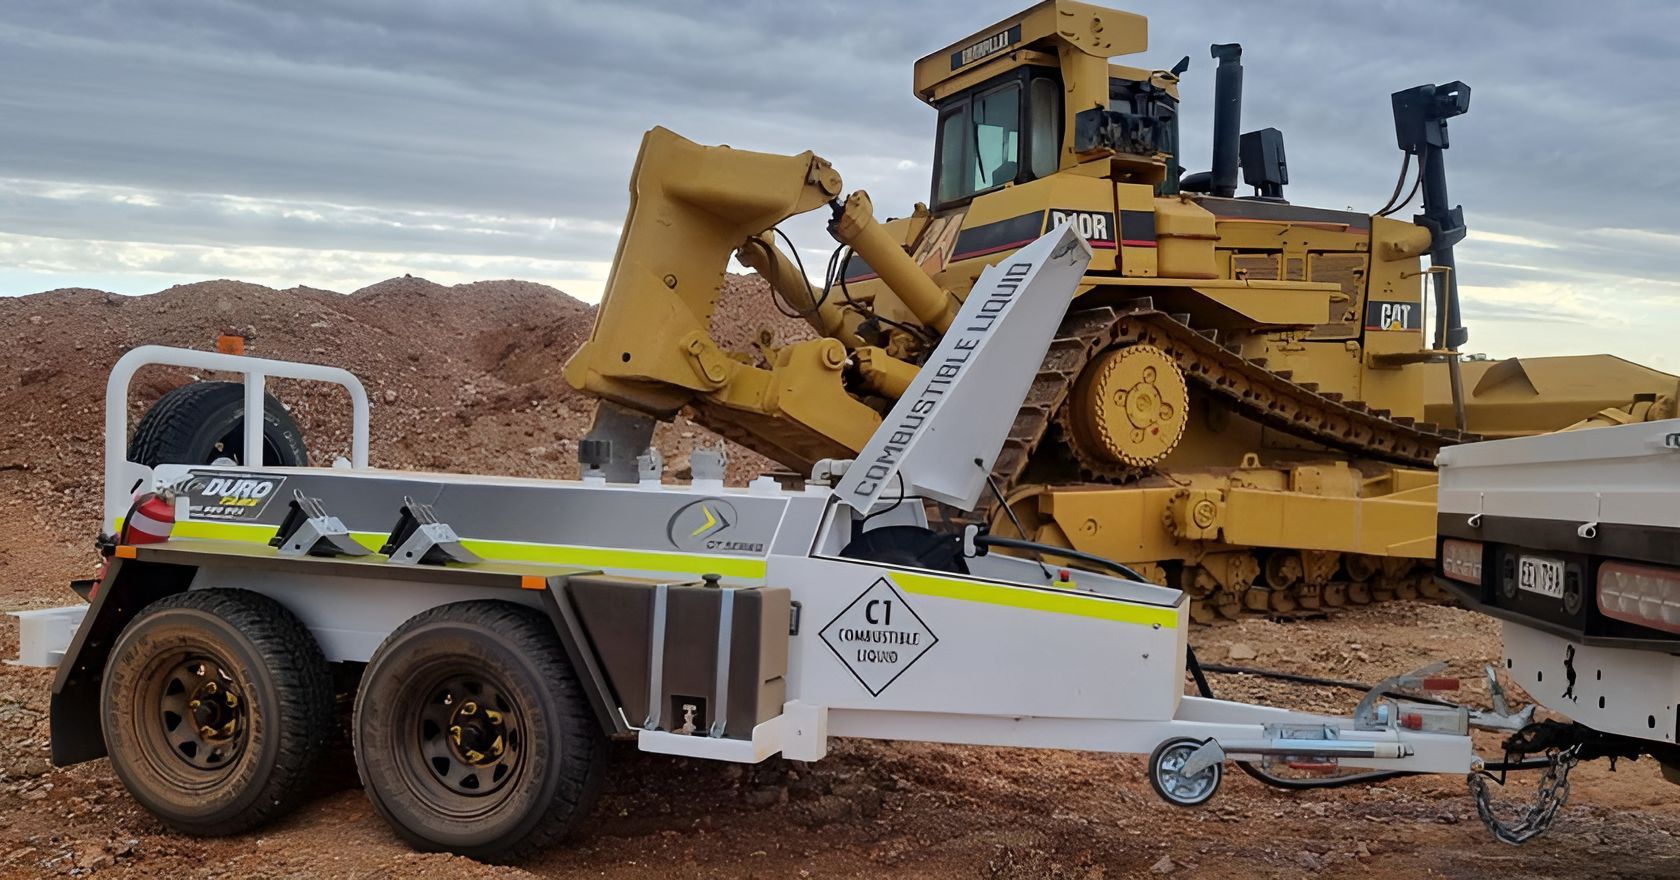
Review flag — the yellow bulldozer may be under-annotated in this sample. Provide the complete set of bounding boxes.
[564,0,1678,621]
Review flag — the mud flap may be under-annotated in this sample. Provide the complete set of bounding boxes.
[49,558,198,765]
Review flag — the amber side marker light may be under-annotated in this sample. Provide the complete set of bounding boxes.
[1598,561,1680,635]
[1440,538,1483,585]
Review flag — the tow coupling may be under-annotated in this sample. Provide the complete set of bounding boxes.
[1164,656,1618,845]
[1468,709,1655,845]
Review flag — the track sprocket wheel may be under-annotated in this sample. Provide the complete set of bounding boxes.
[1063,344,1188,474]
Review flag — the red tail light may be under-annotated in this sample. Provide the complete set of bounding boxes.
[1598,561,1680,634]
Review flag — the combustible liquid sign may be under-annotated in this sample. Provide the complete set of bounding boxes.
[820,577,938,696]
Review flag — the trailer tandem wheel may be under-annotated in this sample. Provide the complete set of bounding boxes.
[99,589,335,835]
[353,601,607,862]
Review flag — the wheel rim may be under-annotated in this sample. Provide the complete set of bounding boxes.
[397,668,526,809]
[137,652,249,783]
[209,424,285,466]
[1156,743,1217,804]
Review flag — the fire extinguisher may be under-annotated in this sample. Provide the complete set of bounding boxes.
[121,490,178,546]
[92,489,178,596]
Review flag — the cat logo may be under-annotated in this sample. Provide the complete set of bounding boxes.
[1364,300,1422,331]
[665,499,766,555]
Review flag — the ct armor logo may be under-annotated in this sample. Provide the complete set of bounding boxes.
[665,499,765,554]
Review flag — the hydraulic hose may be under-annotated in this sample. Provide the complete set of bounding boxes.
[974,534,1149,583]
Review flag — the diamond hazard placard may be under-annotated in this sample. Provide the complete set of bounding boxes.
[820,577,938,696]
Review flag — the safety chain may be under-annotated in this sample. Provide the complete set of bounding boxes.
[1466,743,1583,845]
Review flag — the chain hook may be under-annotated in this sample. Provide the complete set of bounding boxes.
[1467,743,1583,845]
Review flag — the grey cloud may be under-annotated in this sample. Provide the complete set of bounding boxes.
[0,0,1674,320]
[1460,300,1596,326]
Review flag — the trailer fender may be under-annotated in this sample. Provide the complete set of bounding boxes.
[50,558,198,766]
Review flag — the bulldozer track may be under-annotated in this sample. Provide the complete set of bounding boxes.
[985,300,1473,506]
[972,299,1475,621]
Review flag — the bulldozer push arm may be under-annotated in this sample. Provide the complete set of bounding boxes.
[563,128,963,477]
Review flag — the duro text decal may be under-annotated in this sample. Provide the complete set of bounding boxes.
[180,470,286,522]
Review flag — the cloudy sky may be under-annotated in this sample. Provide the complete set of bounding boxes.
[1,1,1676,368]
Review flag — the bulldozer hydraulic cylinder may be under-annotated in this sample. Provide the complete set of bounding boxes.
[830,191,956,334]
[736,232,852,343]
[853,346,920,399]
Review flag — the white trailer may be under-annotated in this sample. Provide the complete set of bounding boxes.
[15,227,1487,860]
[1435,415,1680,842]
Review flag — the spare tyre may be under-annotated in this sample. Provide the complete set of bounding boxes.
[129,381,308,468]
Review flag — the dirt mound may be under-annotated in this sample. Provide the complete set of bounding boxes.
[0,273,796,604]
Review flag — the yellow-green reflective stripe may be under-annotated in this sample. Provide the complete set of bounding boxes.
[890,570,1178,628]
[167,519,767,579]
[458,540,766,580]
[171,520,281,541]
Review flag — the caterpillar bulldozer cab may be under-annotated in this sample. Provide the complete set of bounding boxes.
[564,0,1677,621]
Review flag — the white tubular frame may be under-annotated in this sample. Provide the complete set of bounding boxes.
[105,345,370,526]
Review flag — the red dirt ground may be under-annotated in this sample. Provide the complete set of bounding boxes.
[0,277,1674,878]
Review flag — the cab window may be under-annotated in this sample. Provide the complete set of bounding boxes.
[972,85,1021,191]
[930,68,1062,209]
[1028,76,1060,179]
[936,108,969,205]
[934,83,1021,205]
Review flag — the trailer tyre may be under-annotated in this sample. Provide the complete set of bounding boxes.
[353,601,606,862]
[100,589,335,835]
[129,381,308,468]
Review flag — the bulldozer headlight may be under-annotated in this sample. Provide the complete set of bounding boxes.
[1598,561,1680,635]
[1440,539,1483,585]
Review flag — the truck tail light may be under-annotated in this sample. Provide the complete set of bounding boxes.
[1441,539,1483,585]
[1598,561,1680,634]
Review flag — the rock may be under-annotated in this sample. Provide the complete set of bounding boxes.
[1150,855,1176,874]
[1227,643,1257,661]
[795,794,854,827]
[11,756,50,778]
[742,786,787,809]
[830,782,871,800]
[19,366,58,386]
[383,389,399,404]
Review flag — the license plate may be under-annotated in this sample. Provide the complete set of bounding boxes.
[1518,555,1565,599]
